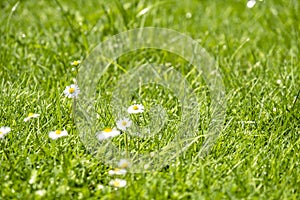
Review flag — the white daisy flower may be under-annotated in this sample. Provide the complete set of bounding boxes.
[127,104,144,114]
[247,0,256,8]
[108,168,127,175]
[63,84,80,98]
[118,159,130,169]
[24,113,40,122]
[116,118,132,131]
[96,128,120,141]
[35,189,46,197]
[96,184,104,190]
[49,130,68,140]
[144,163,151,170]
[109,178,127,188]
[185,12,192,19]
[71,60,81,66]
[0,127,11,139]
[276,79,282,85]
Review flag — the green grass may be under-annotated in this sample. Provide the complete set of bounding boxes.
[1,0,300,199]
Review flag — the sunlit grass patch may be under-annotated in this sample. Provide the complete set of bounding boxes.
[0,0,299,199]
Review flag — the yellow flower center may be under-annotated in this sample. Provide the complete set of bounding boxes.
[0,131,2,135]
[55,130,62,135]
[72,61,80,66]
[114,181,120,187]
[69,87,75,94]
[28,113,34,117]
[120,163,128,168]
[133,105,139,110]
[103,128,112,133]
[122,121,127,126]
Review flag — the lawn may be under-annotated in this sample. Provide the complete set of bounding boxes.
[0,0,299,199]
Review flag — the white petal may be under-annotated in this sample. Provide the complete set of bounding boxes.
[97,133,109,141]
[60,130,68,137]
[118,159,130,168]
[33,114,40,118]
[108,169,127,175]
[0,127,11,134]
[109,179,127,187]
[247,0,256,8]
[110,129,120,137]
[96,184,104,190]
[108,170,115,175]
[49,131,58,140]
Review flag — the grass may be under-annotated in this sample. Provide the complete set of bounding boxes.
[0,0,300,199]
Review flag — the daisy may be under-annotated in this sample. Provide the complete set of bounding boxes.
[109,178,127,188]
[63,84,80,98]
[127,104,144,114]
[96,184,104,190]
[108,168,127,175]
[35,189,46,197]
[71,60,81,66]
[116,118,132,131]
[118,159,130,168]
[24,113,40,122]
[247,0,256,8]
[276,79,282,85]
[96,128,120,141]
[49,130,68,140]
[0,127,11,139]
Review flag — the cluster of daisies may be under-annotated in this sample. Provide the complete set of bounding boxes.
[92,95,144,189]
[97,104,144,141]
[93,98,145,188]
[92,158,131,190]
[0,61,82,140]
[0,58,144,142]
[107,158,130,188]
[0,113,42,139]
[0,60,147,189]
